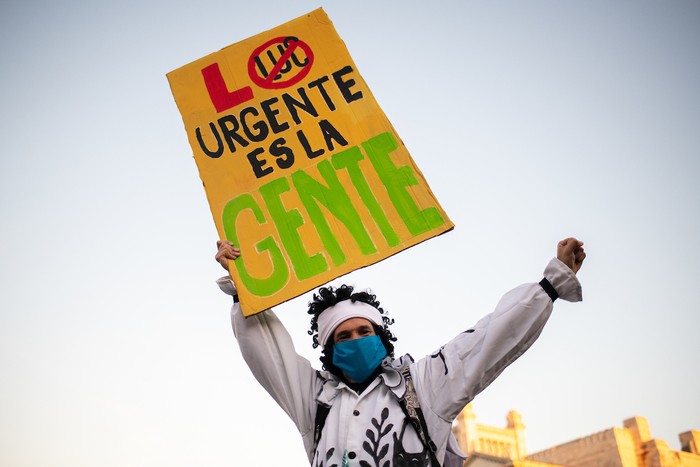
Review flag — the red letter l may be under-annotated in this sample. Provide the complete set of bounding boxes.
[201,62,254,113]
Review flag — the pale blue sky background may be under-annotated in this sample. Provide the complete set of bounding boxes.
[1,1,698,466]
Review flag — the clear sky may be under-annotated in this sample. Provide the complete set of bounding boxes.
[1,1,698,466]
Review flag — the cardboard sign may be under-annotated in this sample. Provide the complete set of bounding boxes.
[167,8,453,316]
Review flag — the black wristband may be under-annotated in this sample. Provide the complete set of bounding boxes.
[539,278,559,302]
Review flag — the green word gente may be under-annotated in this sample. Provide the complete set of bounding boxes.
[223,132,447,296]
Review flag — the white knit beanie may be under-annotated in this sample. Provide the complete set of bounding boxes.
[317,300,383,346]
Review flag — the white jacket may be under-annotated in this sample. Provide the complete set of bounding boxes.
[218,258,582,466]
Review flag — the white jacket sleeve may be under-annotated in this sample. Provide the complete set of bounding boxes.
[411,258,582,422]
[217,277,321,439]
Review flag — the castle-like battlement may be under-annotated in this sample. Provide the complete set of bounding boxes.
[454,407,699,467]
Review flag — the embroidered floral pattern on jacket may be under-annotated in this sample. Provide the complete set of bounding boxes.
[429,346,448,375]
[360,407,393,467]
[314,447,338,467]
[393,418,431,466]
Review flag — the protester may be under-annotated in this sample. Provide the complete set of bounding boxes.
[215,238,585,466]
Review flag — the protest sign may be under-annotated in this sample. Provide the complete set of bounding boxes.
[167,8,453,316]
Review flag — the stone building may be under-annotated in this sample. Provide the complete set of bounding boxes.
[452,404,700,467]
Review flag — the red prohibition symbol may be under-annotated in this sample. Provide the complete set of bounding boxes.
[247,36,314,90]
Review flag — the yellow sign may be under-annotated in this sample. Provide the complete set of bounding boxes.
[167,8,453,316]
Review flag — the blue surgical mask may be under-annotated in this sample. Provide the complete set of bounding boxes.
[332,335,387,383]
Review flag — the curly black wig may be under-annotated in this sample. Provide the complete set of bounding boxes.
[307,284,397,374]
